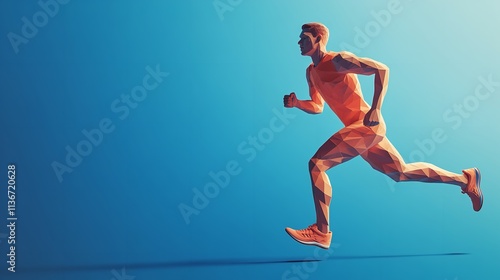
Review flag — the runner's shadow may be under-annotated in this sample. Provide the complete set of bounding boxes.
[22,252,468,272]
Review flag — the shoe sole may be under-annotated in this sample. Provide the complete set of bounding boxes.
[285,228,330,249]
[474,167,483,211]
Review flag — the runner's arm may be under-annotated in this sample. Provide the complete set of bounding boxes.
[294,67,324,114]
[332,51,389,110]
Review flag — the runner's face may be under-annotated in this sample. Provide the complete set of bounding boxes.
[298,32,318,56]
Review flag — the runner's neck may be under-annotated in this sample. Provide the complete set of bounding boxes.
[312,50,329,67]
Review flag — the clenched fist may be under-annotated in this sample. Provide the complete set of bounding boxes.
[283,92,297,108]
[363,108,381,127]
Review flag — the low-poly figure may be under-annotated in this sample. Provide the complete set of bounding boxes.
[283,23,483,249]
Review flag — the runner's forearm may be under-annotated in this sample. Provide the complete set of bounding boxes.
[371,68,389,110]
[296,99,323,114]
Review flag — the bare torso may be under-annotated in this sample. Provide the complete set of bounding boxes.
[308,52,371,126]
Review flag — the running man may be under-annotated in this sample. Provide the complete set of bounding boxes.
[283,22,483,249]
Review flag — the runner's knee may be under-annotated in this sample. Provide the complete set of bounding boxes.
[387,166,409,182]
[309,158,324,171]
[309,157,331,172]
[388,172,405,182]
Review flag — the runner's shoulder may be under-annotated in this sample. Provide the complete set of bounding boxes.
[332,51,358,61]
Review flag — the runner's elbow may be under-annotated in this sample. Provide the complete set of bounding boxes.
[378,64,389,74]
[313,104,323,114]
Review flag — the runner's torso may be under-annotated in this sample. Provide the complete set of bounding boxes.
[308,52,371,126]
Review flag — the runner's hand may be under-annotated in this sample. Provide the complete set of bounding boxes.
[284,92,298,108]
[364,108,381,126]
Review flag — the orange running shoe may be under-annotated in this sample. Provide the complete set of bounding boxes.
[462,168,483,212]
[285,224,332,249]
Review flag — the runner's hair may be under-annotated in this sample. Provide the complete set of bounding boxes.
[302,23,329,45]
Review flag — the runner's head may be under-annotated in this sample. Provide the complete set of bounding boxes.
[299,22,329,56]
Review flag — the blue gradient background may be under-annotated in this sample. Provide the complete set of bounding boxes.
[1,0,499,279]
